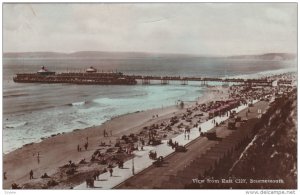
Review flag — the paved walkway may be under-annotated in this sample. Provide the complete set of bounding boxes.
[75,101,256,189]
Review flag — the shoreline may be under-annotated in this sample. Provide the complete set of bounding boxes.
[3,86,225,188]
[3,83,207,155]
[3,91,201,155]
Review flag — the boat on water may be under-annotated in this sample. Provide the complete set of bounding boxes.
[13,66,137,85]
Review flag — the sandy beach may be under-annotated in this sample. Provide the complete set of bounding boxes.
[3,86,228,189]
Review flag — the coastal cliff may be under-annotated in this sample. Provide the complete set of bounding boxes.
[229,89,297,189]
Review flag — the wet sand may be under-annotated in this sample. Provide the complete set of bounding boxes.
[3,86,228,189]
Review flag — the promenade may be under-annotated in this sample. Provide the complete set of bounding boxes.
[118,100,269,189]
[75,101,256,189]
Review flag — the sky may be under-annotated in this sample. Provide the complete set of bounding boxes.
[3,3,297,56]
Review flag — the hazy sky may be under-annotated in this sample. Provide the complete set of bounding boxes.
[3,3,297,55]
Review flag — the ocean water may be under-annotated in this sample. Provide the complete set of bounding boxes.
[2,57,296,153]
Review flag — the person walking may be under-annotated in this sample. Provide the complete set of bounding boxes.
[95,170,100,180]
[29,170,33,180]
[109,168,113,177]
[4,172,7,180]
[93,172,97,181]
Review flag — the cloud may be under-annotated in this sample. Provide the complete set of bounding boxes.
[3,3,297,55]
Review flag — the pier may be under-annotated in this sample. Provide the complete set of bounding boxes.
[13,71,280,87]
[127,75,274,86]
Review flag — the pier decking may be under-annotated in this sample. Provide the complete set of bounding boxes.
[13,71,279,86]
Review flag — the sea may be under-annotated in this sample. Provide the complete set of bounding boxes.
[2,56,296,154]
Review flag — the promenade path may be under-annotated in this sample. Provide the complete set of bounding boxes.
[75,100,258,189]
[117,100,269,189]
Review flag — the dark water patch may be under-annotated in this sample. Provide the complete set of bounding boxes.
[3,93,29,98]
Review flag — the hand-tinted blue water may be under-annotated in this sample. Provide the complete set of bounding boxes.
[3,57,296,153]
[3,80,204,153]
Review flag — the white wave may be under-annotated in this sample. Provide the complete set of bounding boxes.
[5,121,28,128]
[76,120,89,125]
[71,101,86,106]
[92,98,113,105]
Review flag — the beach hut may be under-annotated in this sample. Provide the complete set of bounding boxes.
[219,105,229,115]
[209,109,219,119]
